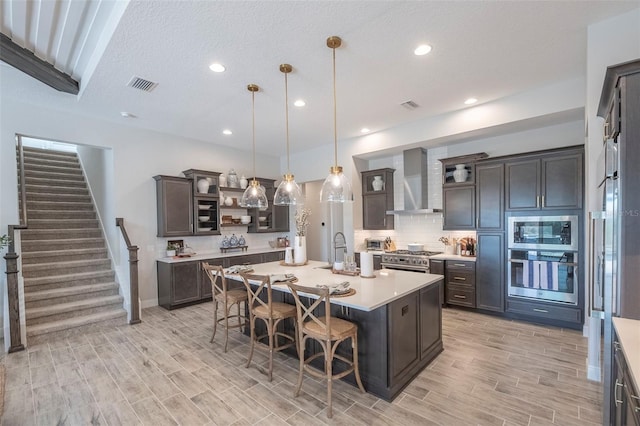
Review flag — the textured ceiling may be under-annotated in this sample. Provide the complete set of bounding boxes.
[1,1,638,156]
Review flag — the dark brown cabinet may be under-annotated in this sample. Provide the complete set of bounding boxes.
[429,258,445,306]
[354,252,382,270]
[612,331,640,426]
[475,233,504,312]
[443,185,475,230]
[361,168,394,230]
[183,169,221,235]
[247,178,289,233]
[505,149,583,211]
[153,176,193,237]
[445,260,476,307]
[388,292,420,382]
[476,162,504,231]
[505,298,581,327]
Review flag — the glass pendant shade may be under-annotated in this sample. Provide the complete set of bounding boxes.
[240,180,268,210]
[274,173,304,206]
[320,166,352,203]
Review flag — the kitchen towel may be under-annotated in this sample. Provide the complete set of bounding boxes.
[360,252,374,277]
[269,274,296,283]
[316,282,350,295]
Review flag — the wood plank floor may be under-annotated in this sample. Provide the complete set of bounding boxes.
[0,304,602,425]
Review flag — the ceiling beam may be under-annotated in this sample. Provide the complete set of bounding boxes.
[0,33,79,95]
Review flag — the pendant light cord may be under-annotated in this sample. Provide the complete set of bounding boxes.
[332,45,338,168]
[284,70,290,173]
[251,88,257,183]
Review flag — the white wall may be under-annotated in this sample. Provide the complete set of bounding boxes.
[0,98,281,310]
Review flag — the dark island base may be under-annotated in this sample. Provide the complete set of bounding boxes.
[245,279,444,401]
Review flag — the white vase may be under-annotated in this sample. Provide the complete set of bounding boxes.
[294,236,307,264]
[240,175,248,189]
[197,179,210,193]
[219,174,227,187]
[225,196,234,206]
[453,164,469,183]
[166,250,176,257]
[372,175,384,191]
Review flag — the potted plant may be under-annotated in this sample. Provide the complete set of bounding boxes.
[166,242,177,257]
[0,234,10,251]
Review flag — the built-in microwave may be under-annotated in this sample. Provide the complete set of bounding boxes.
[508,215,578,251]
[365,238,385,251]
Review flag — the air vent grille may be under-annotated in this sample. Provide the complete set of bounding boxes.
[127,76,158,92]
[400,100,419,110]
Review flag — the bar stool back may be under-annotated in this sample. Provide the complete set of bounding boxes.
[286,282,365,418]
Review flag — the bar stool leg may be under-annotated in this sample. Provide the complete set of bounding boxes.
[267,318,274,382]
[294,335,305,397]
[325,340,333,419]
[223,301,230,353]
[211,300,219,343]
[246,315,256,368]
[352,331,365,393]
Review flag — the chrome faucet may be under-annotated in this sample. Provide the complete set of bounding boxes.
[333,232,347,263]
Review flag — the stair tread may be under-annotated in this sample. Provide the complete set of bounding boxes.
[22,247,107,258]
[25,282,119,301]
[27,294,124,318]
[22,258,111,270]
[27,309,127,337]
[24,269,114,284]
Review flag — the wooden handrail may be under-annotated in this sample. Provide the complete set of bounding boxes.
[116,218,141,324]
[4,136,28,352]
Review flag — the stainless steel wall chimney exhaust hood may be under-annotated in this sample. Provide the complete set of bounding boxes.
[386,148,442,215]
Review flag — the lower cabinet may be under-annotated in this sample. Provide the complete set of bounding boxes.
[355,253,382,270]
[445,260,476,307]
[505,298,582,328]
[429,258,445,307]
[612,330,640,426]
[157,250,284,310]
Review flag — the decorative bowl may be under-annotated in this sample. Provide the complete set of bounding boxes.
[259,216,267,222]
[198,216,209,222]
[240,215,251,224]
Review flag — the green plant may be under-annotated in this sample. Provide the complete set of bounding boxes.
[166,242,177,251]
[0,234,10,249]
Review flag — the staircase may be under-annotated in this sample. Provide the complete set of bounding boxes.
[19,147,127,345]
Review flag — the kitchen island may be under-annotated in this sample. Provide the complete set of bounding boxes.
[228,260,444,401]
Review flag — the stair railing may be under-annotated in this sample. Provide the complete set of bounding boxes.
[116,218,141,324]
[3,136,27,352]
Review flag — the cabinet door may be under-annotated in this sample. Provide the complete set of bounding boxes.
[475,233,505,312]
[443,186,475,230]
[420,283,442,359]
[429,259,445,306]
[476,163,504,230]
[199,258,225,299]
[388,292,420,384]
[541,153,582,209]
[506,159,540,210]
[363,194,390,230]
[155,177,193,237]
[262,251,284,263]
[171,262,200,304]
[272,205,290,232]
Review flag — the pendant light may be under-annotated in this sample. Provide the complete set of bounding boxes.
[240,84,269,210]
[274,64,304,206]
[320,36,352,203]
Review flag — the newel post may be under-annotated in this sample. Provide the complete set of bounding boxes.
[4,250,25,352]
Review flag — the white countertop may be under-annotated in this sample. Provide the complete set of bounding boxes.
[226,260,443,312]
[429,254,476,262]
[613,317,640,390]
[157,247,285,264]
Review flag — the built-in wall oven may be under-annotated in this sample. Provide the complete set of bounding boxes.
[507,216,579,305]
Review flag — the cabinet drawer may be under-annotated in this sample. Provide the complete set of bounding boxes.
[446,261,475,272]
[446,270,475,287]
[446,285,475,308]
[506,299,581,323]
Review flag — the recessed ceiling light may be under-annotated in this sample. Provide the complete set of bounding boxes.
[222,129,232,135]
[209,63,226,73]
[414,44,432,56]
[464,98,478,105]
[120,111,136,118]
[294,99,306,107]
[360,128,370,133]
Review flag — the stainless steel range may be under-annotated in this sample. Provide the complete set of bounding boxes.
[381,250,442,272]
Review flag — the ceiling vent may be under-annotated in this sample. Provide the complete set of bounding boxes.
[400,100,419,110]
[127,76,158,92]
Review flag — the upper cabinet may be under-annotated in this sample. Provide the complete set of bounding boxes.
[476,162,504,231]
[183,169,221,235]
[505,148,583,211]
[361,168,395,230]
[440,153,487,230]
[154,175,193,237]
[247,178,290,233]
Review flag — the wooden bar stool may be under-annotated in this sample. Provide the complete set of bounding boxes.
[202,263,248,352]
[240,273,298,381]
[286,282,365,418]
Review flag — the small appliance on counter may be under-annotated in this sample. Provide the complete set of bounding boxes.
[365,238,385,252]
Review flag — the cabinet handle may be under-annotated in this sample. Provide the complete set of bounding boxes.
[614,341,621,352]
[615,379,624,406]
[453,276,466,281]
[453,295,466,299]
[533,308,548,313]
[401,305,409,316]
[536,196,540,208]
[630,394,640,412]
[432,260,443,264]
[476,217,479,228]
[453,263,466,267]
[541,195,545,208]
